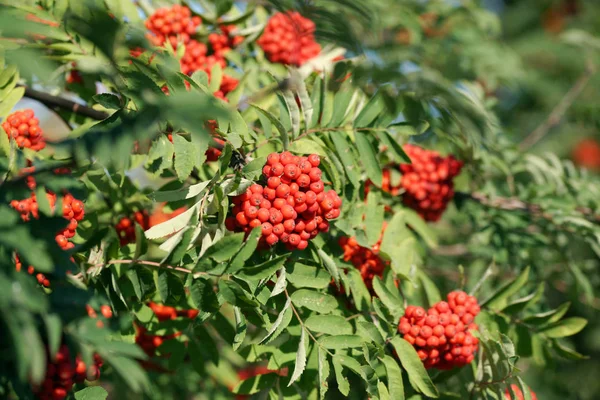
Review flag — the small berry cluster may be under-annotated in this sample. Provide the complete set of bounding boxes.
[208,24,244,57]
[398,291,480,370]
[34,345,102,400]
[142,5,239,100]
[145,4,201,48]
[338,225,388,290]
[10,172,84,287]
[225,152,342,250]
[135,302,198,357]
[86,304,113,328]
[2,109,45,150]
[382,144,463,222]
[11,190,85,249]
[15,253,50,288]
[572,138,600,171]
[115,211,150,246]
[505,384,538,400]
[257,11,321,66]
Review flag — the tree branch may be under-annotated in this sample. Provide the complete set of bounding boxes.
[519,60,596,151]
[20,85,109,121]
[458,191,600,223]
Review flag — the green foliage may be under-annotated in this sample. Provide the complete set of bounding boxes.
[0,0,598,399]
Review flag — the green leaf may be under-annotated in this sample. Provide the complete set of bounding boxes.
[381,355,404,400]
[297,78,313,132]
[253,105,289,150]
[288,328,307,387]
[481,267,530,311]
[333,355,350,396]
[317,248,340,286]
[74,386,108,400]
[155,270,169,303]
[204,233,245,262]
[229,227,262,272]
[233,307,247,350]
[552,340,588,360]
[319,335,364,349]
[287,262,332,289]
[172,134,198,181]
[403,209,438,248]
[151,180,211,202]
[270,267,287,298]
[291,289,338,313]
[93,93,121,110]
[365,191,384,246]
[379,131,410,163]
[0,86,24,119]
[539,317,587,338]
[372,276,404,319]
[356,321,384,344]
[282,89,300,140]
[331,133,360,186]
[190,278,219,313]
[144,200,200,240]
[288,138,328,156]
[502,283,544,315]
[418,270,441,306]
[43,314,62,361]
[328,89,354,127]
[354,93,385,128]
[306,315,353,335]
[260,297,292,343]
[209,63,223,92]
[390,336,439,398]
[355,131,382,186]
[318,347,330,399]
[237,254,288,281]
[242,157,267,180]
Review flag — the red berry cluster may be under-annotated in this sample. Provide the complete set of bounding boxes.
[338,224,388,290]
[135,302,198,357]
[398,291,480,370]
[33,345,102,400]
[208,25,244,57]
[145,4,201,48]
[115,211,150,246]
[225,152,342,250]
[15,253,50,288]
[208,24,244,57]
[2,109,45,150]
[505,384,538,400]
[382,144,463,222]
[257,11,321,66]
[86,304,113,328]
[11,191,85,249]
[142,5,239,100]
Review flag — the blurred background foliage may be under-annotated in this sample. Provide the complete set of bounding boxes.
[0,0,600,399]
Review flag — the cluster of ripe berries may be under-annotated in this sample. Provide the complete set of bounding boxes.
[33,345,102,400]
[2,109,45,150]
[398,291,480,370]
[382,144,463,222]
[225,152,342,250]
[145,4,202,48]
[115,210,150,246]
[86,304,113,328]
[11,174,84,287]
[338,224,388,290]
[257,11,321,66]
[135,302,198,357]
[142,5,239,100]
[505,384,538,400]
[11,188,85,250]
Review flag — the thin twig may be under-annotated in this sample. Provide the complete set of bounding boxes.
[19,85,109,120]
[85,259,216,277]
[458,191,600,223]
[519,60,596,151]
